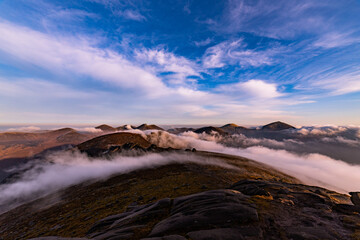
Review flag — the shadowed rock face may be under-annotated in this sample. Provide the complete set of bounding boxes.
[0,169,9,183]
[350,192,360,206]
[261,121,295,131]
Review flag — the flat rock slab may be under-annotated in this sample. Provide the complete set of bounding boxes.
[149,190,258,237]
[87,198,171,240]
[87,189,258,240]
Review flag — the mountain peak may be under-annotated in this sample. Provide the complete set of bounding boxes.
[136,124,163,131]
[95,124,116,132]
[261,121,295,131]
[194,126,227,135]
[221,123,239,128]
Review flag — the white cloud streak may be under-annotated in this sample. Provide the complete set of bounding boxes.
[0,20,168,97]
[6,126,41,132]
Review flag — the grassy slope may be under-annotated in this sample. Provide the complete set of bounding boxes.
[0,151,298,239]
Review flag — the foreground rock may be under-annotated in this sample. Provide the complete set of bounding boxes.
[87,189,259,240]
[34,179,359,240]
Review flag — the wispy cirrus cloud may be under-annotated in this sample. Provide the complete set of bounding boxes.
[88,0,147,21]
[116,9,146,21]
[194,38,212,47]
[134,48,202,85]
[311,71,360,96]
[312,31,360,49]
[202,38,284,68]
[210,0,360,42]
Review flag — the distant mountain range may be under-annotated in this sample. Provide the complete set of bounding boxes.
[0,121,295,161]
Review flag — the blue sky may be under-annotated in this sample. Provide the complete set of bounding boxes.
[0,0,360,126]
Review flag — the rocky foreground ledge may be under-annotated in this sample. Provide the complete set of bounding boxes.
[29,179,360,240]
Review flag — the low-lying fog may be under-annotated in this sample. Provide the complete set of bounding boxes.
[0,126,360,213]
[0,151,235,213]
[143,129,360,193]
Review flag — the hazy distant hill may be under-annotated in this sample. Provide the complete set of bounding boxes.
[0,128,96,160]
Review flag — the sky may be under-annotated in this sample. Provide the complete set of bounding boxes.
[0,0,359,126]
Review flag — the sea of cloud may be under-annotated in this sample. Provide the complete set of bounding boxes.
[1,126,360,214]
[0,150,236,213]
[141,129,360,193]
